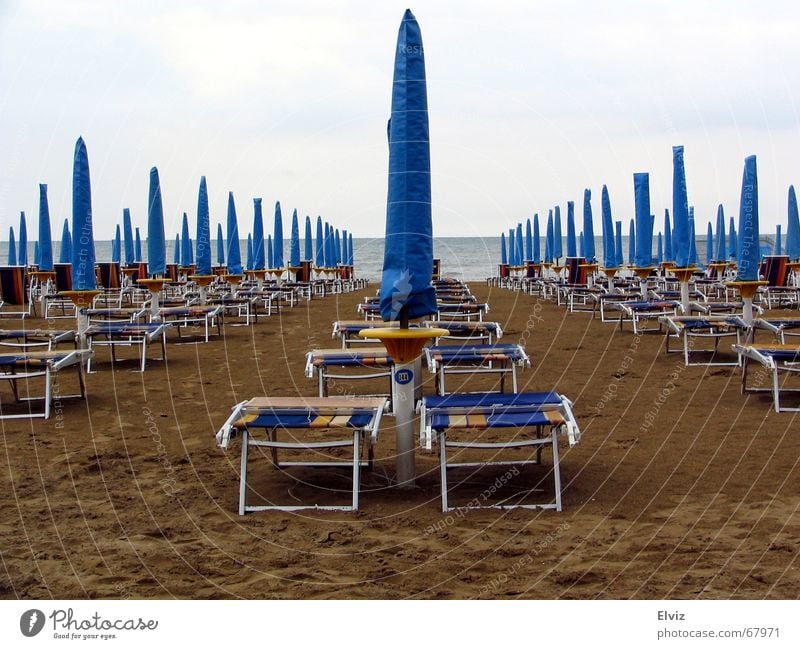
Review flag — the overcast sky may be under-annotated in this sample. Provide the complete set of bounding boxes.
[1,0,798,241]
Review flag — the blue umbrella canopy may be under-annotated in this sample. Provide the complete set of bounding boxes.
[226,192,243,275]
[734,157,761,280]
[500,232,507,264]
[123,208,134,265]
[289,211,300,267]
[348,233,354,266]
[18,212,28,267]
[532,214,541,264]
[628,219,636,264]
[37,184,54,271]
[246,234,253,271]
[335,228,342,264]
[304,216,313,261]
[216,223,225,265]
[545,211,554,263]
[267,234,273,269]
[728,217,737,260]
[566,202,577,257]
[601,185,615,267]
[196,177,212,275]
[7,227,16,265]
[525,218,532,261]
[60,219,72,264]
[323,223,331,267]
[579,232,585,258]
[251,198,265,270]
[657,232,663,264]
[615,221,624,267]
[135,228,142,262]
[515,222,523,266]
[553,206,563,259]
[774,225,782,255]
[341,229,348,265]
[70,138,96,289]
[715,205,726,261]
[672,145,690,267]
[582,189,596,261]
[180,212,193,266]
[34,241,39,266]
[112,224,121,263]
[146,167,166,277]
[633,173,652,267]
[688,218,698,267]
[379,9,437,321]
[508,229,516,266]
[315,216,324,266]
[272,201,284,268]
[173,234,180,264]
[706,222,714,264]
[664,209,673,262]
[787,185,800,260]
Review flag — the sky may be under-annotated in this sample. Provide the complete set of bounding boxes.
[1,0,799,241]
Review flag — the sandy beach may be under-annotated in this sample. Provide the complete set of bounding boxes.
[0,282,798,600]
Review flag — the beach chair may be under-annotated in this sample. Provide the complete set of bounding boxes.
[659,315,748,366]
[424,343,530,395]
[85,321,170,372]
[759,255,798,309]
[752,318,800,344]
[423,320,502,345]
[419,391,581,512]
[332,320,406,349]
[157,304,222,342]
[434,301,489,321]
[732,343,800,412]
[305,347,394,399]
[616,299,682,335]
[216,397,388,512]
[0,349,92,419]
[41,264,78,319]
[0,266,31,318]
[0,328,76,350]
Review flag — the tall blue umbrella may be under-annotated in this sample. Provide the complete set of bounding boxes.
[553,206,563,260]
[545,212,554,264]
[582,189,596,261]
[59,219,72,264]
[272,202,284,268]
[112,224,121,263]
[246,234,253,271]
[180,212,193,266]
[715,205,726,261]
[734,156,760,323]
[706,222,714,264]
[123,208,134,266]
[37,184,54,271]
[341,229,348,266]
[135,227,142,262]
[515,222,523,266]
[601,185,615,267]
[348,233,354,266]
[672,145,691,267]
[304,216,313,261]
[71,137,96,289]
[216,223,224,265]
[34,241,39,266]
[628,219,636,265]
[173,234,180,264]
[787,186,800,260]
[290,209,301,267]
[633,173,652,267]
[688,219,698,267]
[657,232,663,265]
[566,202,577,257]
[664,209,673,262]
[251,197,265,271]
[7,227,16,265]
[335,228,342,264]
[315,216,324,267]
[508,229,516,266]
[18,212,28,267]
[226,192,243,275]
[379,10,436,321]
[774,225,782,255]
[728,217,737,260]
[196,177,212,275]
[267,234,273,269]
[615,221,624,267]
[532,214,541,264]
[525,218,532,261]
[500,232,507,264]
[579,232,585,258]
[146,167,166,277]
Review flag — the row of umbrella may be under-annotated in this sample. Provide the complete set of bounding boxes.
[9,153,355,283]
[498,178,800,268]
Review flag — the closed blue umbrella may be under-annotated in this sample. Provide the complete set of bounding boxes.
[579,233,585,258]
[533,214,541,264]
[342,230,348,265]
[706,222,714,264]
[515,222,523,266]
[60,220,72,264]
[553,206,563,260]
[112,225,121,263]
[315,216,324,267]
[672,146,691,267]
[633,174,652,267]
[196,177,212,275]
[123,208,134,265]
[525,218,532,261]
[173,234,180,264]
[715,205,726,261]
[545,212,554,264]
[18,212,27,267]
[37,184,54,271]
[216,223,225,265]
[246,234,253,271]
[657,232,663,265]
[7,227,16,265]
[664,209,673,262]
[304,216,313,261]
[601,185,615,267]
[180,212,192,266]
[500,232,507,264]
[615,221,624,267]
[290,210,301,267]
[267,234,273,269]
[582,189,596,261]
[272,202,284,268]
[135,228,142,262]
[508,229,516,266]
[728,217,737,260]
[566,202,577,257]
[252,197,265,270]
[34,241,39,266]
[787,186,800,260]
[774,225,782,255]
[628,219,636,265]
[688,218,698,267]
[734,156,760,322]
[348,233,354,266]
[70,137,96,289]
[146,167,166,277]
[324,223,334,268]
[334,228,342,264]
[226,192,243,275]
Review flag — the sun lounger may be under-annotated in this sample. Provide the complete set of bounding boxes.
[85,322,170,372]
[0,329,76,350]
[157,304,222,342]
[423,320,502,344]
[305,347,394,399]
[434,302,489,321]
[424,343,530,395]
[331,320,408,348]
[614,299,682,335]
[732,343,800,412]
[419,391,580,512]
[216,396,388,512]
[85,307,148,322]
[752,319,800,344]
[659,315,748,366]
[0,266,31,318]
[0,349,92,419]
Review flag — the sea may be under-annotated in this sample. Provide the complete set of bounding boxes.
[1,235,776,282]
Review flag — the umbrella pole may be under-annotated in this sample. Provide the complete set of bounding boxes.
[394,306,414,487]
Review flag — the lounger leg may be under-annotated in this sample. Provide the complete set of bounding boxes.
[512,364,518,393]
[773,368,781,413]
[352,431,361,511]
[239,429,249,515]
[140,338,147,372]
[44,367,52,419]
[439,431,449,513]
[552,428,562,512]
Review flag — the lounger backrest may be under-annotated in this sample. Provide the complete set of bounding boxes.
[96,262,121,289]
[566,257,587,285]
[498,263,509,279]
[762,255,789,287]
[0,266,27,305]
[54,263,72,291]
[165,263,179,282]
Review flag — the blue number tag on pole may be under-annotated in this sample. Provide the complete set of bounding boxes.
[395,368,413,385]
